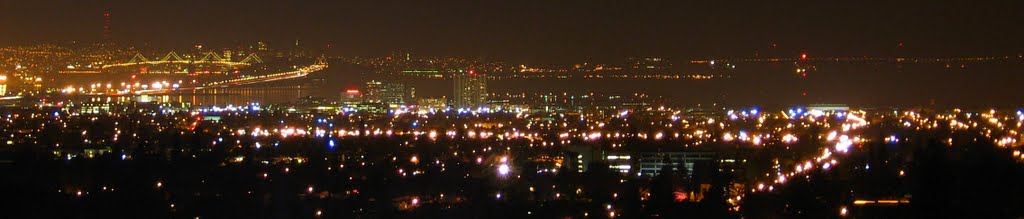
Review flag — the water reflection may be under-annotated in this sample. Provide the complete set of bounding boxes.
[145,85,313,106]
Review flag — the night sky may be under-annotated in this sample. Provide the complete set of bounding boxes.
[2,1,1023,62]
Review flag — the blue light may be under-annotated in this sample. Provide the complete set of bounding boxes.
[328,139,336,149]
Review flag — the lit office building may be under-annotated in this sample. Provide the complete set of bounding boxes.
[340,89,363,105]
[365,80,408,107]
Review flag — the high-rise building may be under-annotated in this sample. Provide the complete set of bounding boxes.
[453,71,487,109]
[340,89,363,105]
[365,80,408,107]
[102,11,112,40]
[223,49,233,61]
[255,41,270,51]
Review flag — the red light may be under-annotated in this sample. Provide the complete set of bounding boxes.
[346,89,359,94]
[801,73,807,77]
[468,69,475,75]
[673,192,688,202]
[800,52,808,60]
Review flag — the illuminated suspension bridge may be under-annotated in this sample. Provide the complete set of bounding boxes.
[100,52,263,69]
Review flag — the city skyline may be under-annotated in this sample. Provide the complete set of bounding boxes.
[2,1,1024,218]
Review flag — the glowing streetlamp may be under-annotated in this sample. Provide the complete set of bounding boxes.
[497,164,510,176]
